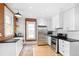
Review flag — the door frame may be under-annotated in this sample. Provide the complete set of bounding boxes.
[25,18,37,41]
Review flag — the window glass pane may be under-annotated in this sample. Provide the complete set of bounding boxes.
[26,21,36,39]
[4,7,14,37]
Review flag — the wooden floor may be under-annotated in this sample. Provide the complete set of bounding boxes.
[20,41,61,56]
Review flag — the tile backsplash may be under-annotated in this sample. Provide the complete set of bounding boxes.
[67,31,79,40]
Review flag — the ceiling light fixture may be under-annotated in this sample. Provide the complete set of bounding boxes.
[29,6,33,9]
[15,9,22,18]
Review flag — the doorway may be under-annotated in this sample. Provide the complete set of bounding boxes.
[25,18,37,41]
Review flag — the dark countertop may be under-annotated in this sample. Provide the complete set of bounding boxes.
[48,34,79,42]
[48,34,58,38]
[60,38,79,42]
[0,39,20,43]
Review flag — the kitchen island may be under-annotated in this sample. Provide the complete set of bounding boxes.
[0,37,23,56]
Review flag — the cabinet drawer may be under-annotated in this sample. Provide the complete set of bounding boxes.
[64,41,70,56]
[59,45,64,55]
[64,47,70,56]
[59,39,68,55]
[59,39,64,43]
[64,41,70,44]
[59,47,64,55]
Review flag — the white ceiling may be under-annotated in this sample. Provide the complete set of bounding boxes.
[6,3,77,19]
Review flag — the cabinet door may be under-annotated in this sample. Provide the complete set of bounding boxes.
[63,8,75,30]
[59,39,70,56]
[48,36,51,45]
[47,19,52,31]
[64,41,70,56]
[59,39,64,55]
[75,6,79,30]
[52,14,60,31]
[16,39,23,55]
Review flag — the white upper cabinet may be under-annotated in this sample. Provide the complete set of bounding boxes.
[63,8,75,30]
[47,19,52,31]
[63,6,79,30]
[52,14,60,31]
[37,18,47,26]
[75,6,79,30]
[59,11,64,28]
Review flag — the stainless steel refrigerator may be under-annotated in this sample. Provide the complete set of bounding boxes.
[37,26,48,45]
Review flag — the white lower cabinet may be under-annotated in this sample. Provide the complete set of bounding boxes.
[0,37,23,56]
[64,41,70,56]
[59,39,65,55]
[16,39,23,56]
[59,39,79,56]
[48,36,51,45]
[59,39,70,56]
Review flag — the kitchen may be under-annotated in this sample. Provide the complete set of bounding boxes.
[0,3,79,56]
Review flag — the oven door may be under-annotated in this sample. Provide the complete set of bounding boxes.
[51,37,56,44]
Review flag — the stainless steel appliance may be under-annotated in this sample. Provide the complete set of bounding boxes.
[37,26,48,45]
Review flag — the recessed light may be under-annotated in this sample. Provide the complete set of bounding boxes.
[46,9,49,11]
[29,6,33,9]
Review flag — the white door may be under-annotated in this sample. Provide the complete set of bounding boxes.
[26,21,36,40]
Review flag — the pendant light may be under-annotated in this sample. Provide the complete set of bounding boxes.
[15,9,22,18]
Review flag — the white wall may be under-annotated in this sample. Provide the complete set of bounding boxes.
[75,6,79,30]
[67,31,79,40]
[16,18,25,40]
[37,17,47,26]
